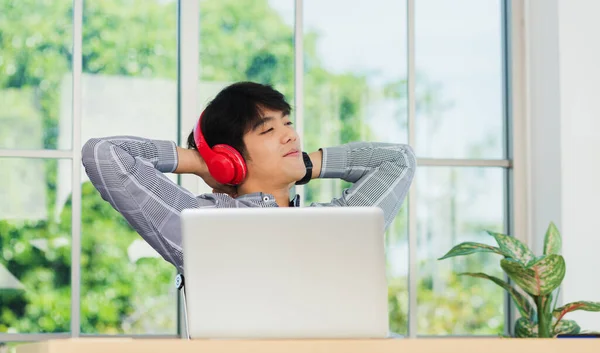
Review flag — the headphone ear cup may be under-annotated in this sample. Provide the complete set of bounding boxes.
[205,153,235,185]
[211,144,247,185]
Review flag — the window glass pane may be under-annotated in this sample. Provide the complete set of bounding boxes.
[197,0,295,110]
[303,0,409,335]
[417,167,505,335]
[415,0,504,159]
[386,202,409,336]
[0,158,71,333]
[0,1,73,150]
[80,0,178,334]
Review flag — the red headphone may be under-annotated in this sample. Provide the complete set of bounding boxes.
[193,111,248,185]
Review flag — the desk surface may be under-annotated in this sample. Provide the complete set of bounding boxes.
[15,338,600,353]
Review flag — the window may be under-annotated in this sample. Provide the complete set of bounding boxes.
[302,0,409,335]
[0,159,72,333]
[78,0,178,334]
[414,0,507,335]
[0,0,514,340]
[416,167,505,334]
[196,0,294,116]
[0,0,179,336]
[0,0,73,334]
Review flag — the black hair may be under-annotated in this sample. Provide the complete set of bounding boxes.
[187,81,291,158]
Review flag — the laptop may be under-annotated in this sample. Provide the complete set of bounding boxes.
[181,206,388,339]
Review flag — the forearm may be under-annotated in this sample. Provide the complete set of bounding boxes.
[174,146,207,176]
[310,142,416,230]
[319,142,414,183]
[82,136,178,176]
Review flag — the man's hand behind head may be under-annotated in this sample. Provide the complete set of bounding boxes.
[175,146,238,198]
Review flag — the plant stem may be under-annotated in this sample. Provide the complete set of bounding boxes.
[536,295,550,338]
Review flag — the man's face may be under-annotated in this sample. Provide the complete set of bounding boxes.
[242,108,305,187]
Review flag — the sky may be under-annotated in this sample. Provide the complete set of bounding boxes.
[269,0,504,159]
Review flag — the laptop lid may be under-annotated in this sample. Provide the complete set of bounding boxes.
[181,206,388,339]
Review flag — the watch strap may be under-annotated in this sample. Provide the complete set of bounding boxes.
[295,152,313,185]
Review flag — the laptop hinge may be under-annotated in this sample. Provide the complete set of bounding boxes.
[175,273,191,340]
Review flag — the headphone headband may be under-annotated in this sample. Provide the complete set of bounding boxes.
[193,111,214,160]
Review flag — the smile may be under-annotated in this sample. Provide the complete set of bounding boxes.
[284,151,300,157]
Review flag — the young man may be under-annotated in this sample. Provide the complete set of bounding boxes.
[82,82,416,273]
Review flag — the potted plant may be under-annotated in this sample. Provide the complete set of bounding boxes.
[439,222,600,338]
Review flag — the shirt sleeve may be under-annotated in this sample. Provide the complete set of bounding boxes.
[311,142,416,230]
[81,136,214,271]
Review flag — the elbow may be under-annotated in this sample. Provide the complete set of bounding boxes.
[395,144,417,183]
[81,138,103,169]
[400,144,417,172]
[403,144,416,164]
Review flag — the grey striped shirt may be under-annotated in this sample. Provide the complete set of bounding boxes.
[81,136,416,272]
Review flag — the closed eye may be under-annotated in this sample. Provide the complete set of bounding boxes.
[260,127,274,135]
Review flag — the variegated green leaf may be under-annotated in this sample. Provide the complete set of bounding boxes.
[487,231,535,265]
[515,317,538,338]
[553,319,581,336]
[438,242,504,260]
[500,255,566,296]
[460,272,535,320]
[544,222,562,255]
[553,301,600,322]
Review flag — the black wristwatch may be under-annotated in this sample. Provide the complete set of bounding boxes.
[295,152,313,185]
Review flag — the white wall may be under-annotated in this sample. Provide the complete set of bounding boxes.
[527,0,600,331]
[556,0,600,330]
[526,0,562,256]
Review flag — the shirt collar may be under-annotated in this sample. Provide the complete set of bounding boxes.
[236,192,300,207]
